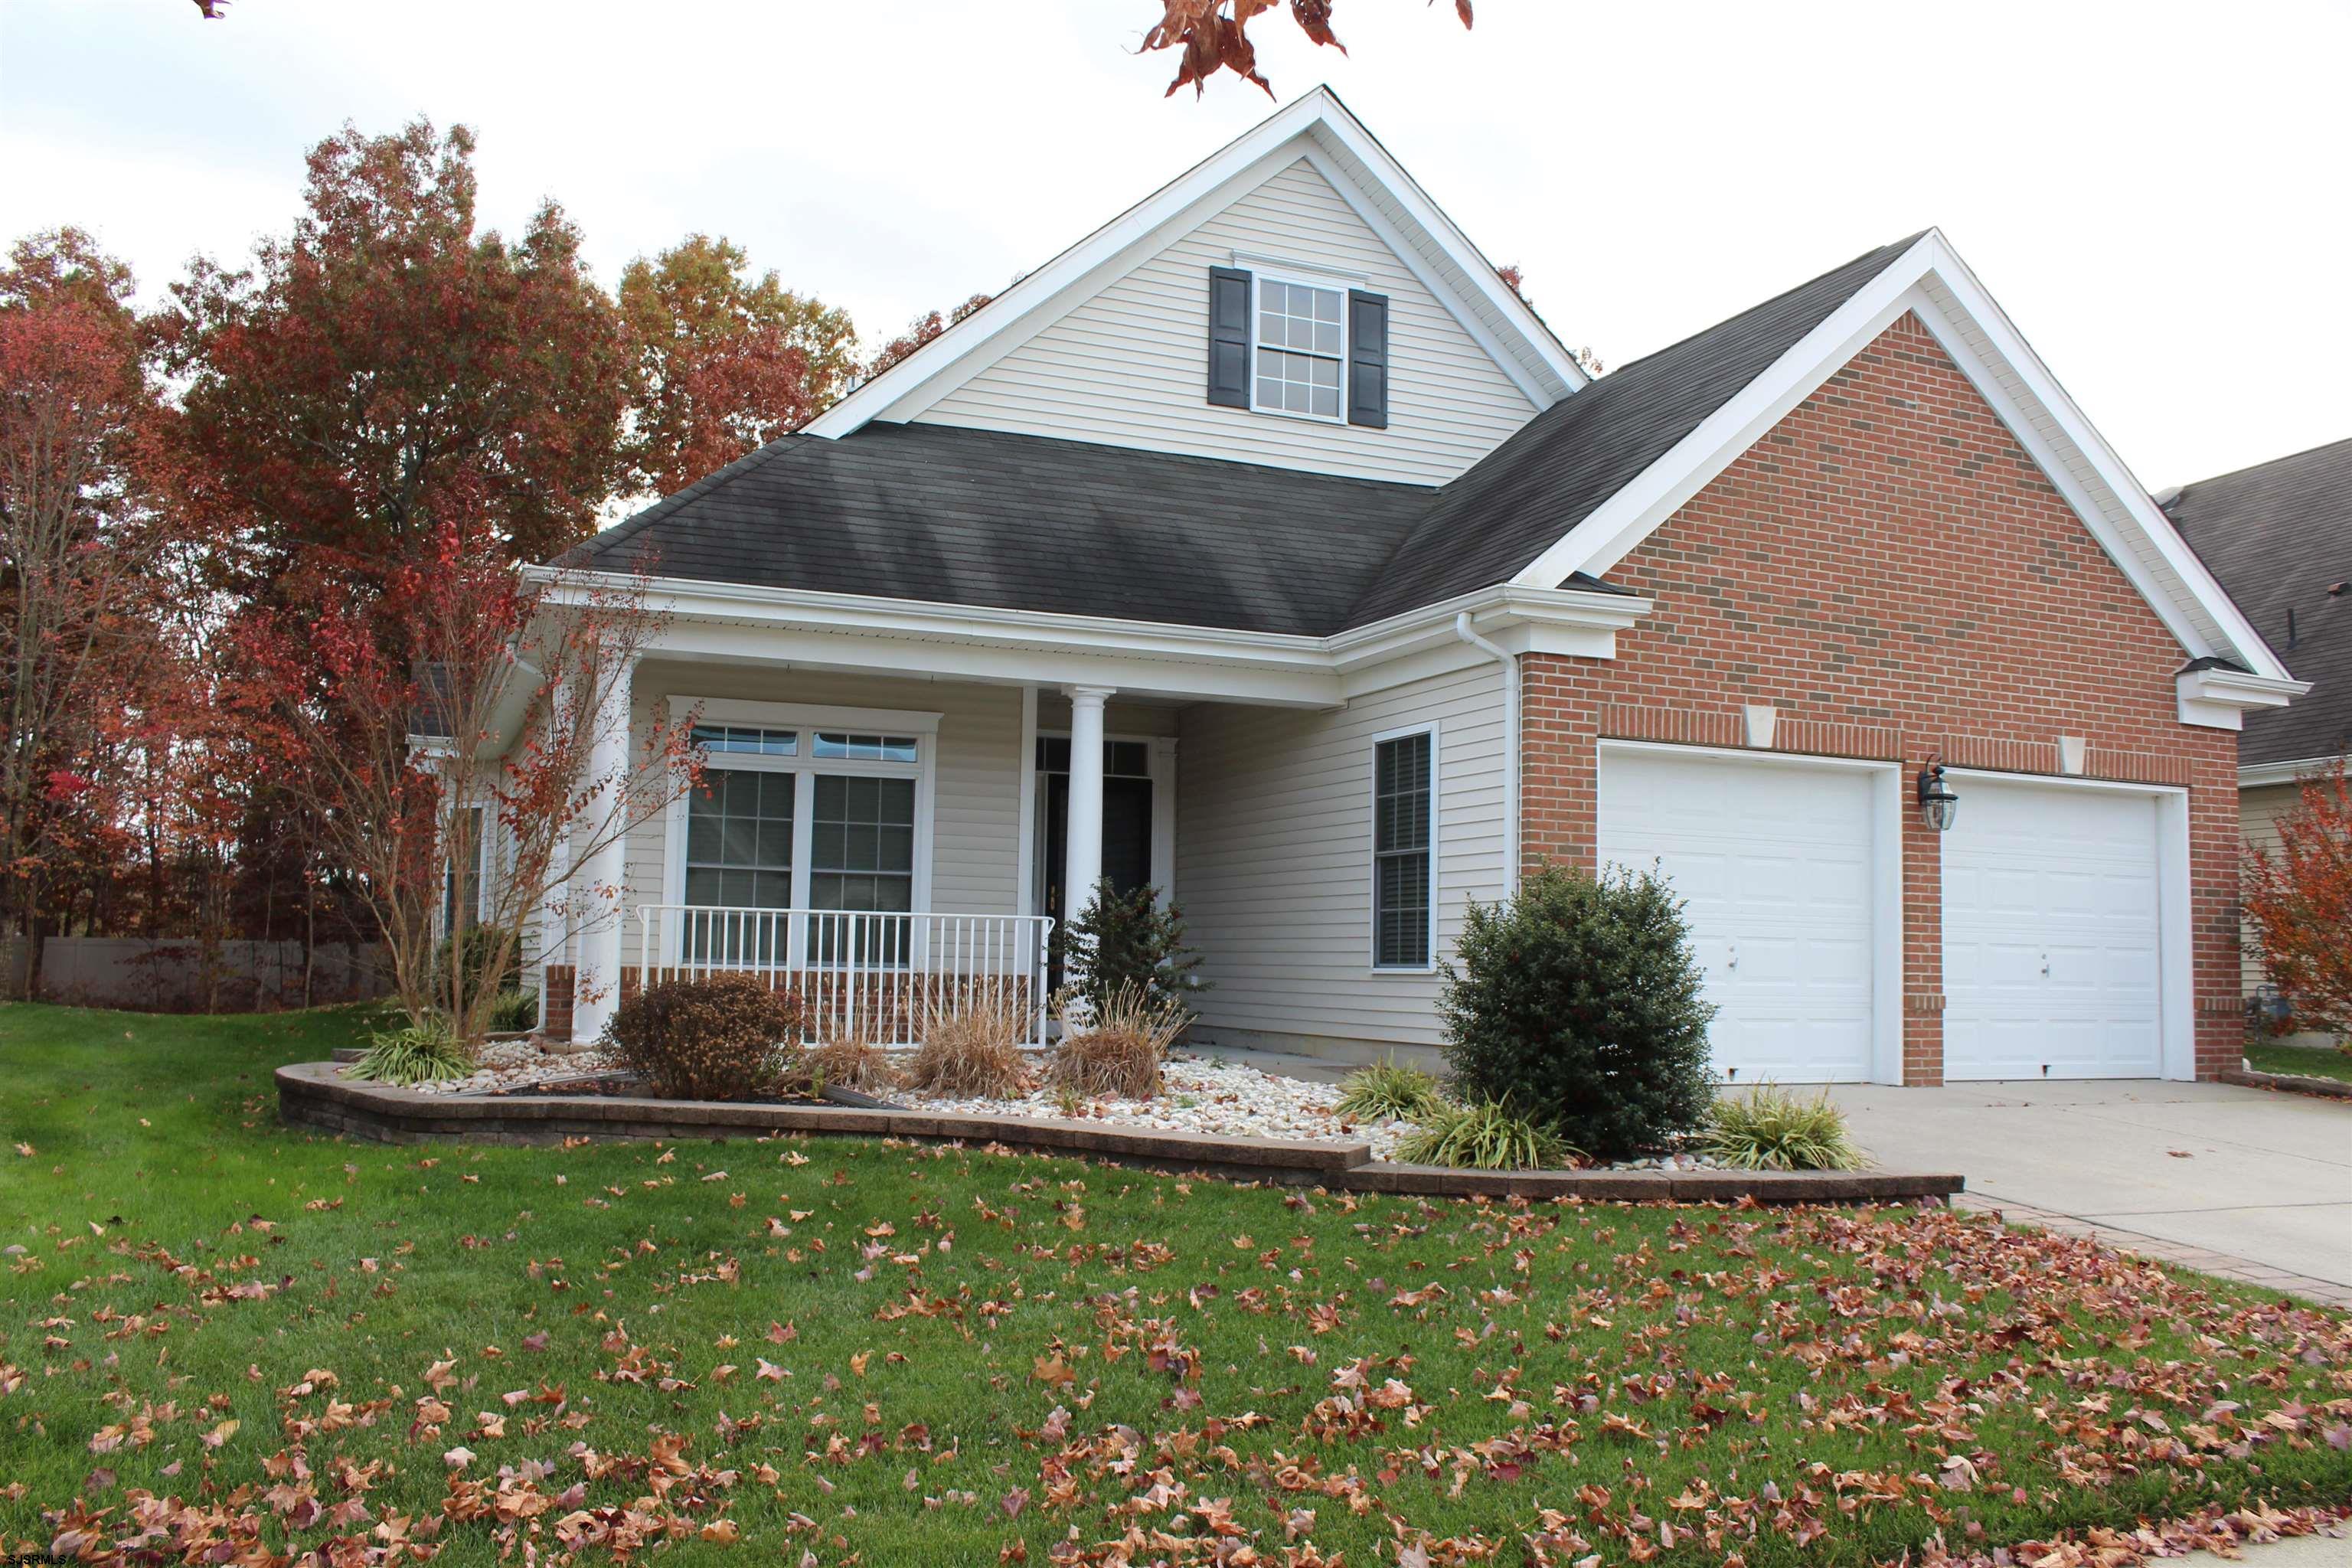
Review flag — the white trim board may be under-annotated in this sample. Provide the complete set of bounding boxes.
[805,86,1585,439]
[2239,754,2347,790]
[1508,230,2298,710]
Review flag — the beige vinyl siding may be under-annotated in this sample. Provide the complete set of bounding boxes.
[1176,662,1505,1051]
[917,159,1539,485]
[622,664,1024,920]
[2240,780,2301,995]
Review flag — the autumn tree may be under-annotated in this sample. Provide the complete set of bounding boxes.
[247,527,696,1043]
[1142,0,1473,96]
[159,119,634,592]
[619,234,857,498]
[0,229,172,991]
[2243,762,2352,1050]
[865,292,994,381]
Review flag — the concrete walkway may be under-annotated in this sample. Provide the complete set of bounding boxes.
[1830,1080,2352,1306]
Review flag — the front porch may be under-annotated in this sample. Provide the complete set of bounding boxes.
[535,628,1521,1065]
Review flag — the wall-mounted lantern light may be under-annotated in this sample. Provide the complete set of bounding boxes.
[1916,763,1959,832]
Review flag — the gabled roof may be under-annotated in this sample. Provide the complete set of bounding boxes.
[2168,438,2352,766]
[1348,236,1922,626]
[566,420,1432,638]
[804,86,1588,438]
[570,228,2295,696]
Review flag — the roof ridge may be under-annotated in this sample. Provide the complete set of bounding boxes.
[2172,433,2352,495]
[1338,231,1922,627]
[1609,231,1929,377]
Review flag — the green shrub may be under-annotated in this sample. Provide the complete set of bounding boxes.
[603,974,801,1100]
[1334,1057,1446,1122]
[488,989,540,1033]
[348,1016,472,1086]
[1060,882,1207,1018]
[1393,1098,1578,1171]
[1701,1085,1867,1171]
[1439,863,1717,1161]
[436,926,521,1004]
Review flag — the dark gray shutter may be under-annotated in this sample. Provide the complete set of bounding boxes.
[1206,266,1251,408]
[1348,289,1389,428]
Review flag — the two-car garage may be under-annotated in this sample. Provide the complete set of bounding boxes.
[1596,743,2180,1084]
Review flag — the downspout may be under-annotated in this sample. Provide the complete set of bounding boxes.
[1454,612,1520,894]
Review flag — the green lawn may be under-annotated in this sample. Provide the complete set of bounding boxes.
[3,1004,2347,1566]
[2246,1040,2352,1084]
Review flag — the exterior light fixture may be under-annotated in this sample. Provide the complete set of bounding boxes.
[1916,763,1958,833]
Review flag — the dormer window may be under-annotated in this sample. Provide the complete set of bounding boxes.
[1255,277,1346,420]
[1206,263,1388,428]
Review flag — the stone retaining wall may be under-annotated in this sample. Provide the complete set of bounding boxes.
[277,1062,1962,1204]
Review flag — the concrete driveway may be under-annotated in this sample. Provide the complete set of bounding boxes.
[1831,1080,2352,1303]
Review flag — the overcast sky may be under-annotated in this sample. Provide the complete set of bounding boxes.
[5,0,2347,489]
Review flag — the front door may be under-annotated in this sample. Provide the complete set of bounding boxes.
[1037,737,1156,988]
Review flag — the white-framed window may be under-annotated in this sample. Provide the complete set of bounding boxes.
[664,699,940,959]
[1370,726,1438,970]
[1253,273,1347,421]
[442,804,487,935]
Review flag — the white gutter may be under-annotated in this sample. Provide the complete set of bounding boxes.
[2239,753,2347,790]
[1454,611,1520,894]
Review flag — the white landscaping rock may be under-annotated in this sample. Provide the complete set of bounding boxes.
[401,1039,624,1097]
[903,1053,1420,1158]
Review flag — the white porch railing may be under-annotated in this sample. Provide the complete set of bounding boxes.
[630,905,1057,1048]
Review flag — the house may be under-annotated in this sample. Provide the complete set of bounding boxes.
[2163,439,2350,1032]
[532,87,2301,1086]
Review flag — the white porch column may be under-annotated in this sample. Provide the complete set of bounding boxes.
[533,678,573,1034]
[570,658,635,1046]
[1062,684,1115,933]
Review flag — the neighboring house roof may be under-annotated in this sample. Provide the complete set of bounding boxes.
[567,420,1434,638]
[2167,437,2352,768]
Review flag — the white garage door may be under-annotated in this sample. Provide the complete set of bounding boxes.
[1598,749,1877,1083]
[1942,779,2161,1080]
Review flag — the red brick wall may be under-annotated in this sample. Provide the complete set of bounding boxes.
[1520,312,2241,1083]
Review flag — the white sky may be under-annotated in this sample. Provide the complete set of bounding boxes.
[5,0,2347,489]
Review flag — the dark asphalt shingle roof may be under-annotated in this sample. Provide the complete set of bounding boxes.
[567,236,1923,638]
[1346,234,1922,625]
[2168,438,2352,767]
[567,423,1433,638]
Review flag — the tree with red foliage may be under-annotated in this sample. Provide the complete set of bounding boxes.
[0,230,172,991]
[619,234,857,498]
[2243,761,2352,1050]
[865,292,995,382]
[246,526,697,1042]
[158,119,634,590]
[1142,0,1473,97]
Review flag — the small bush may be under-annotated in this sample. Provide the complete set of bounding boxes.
[488,989,540,1033]
[603,974,799,1100]
[1701,1085,1867,1171]
[904,987,1032,1099]
[1393,1098,1577,1171]
[1440,863,1717,1160]
[1334,1057,1446,1122]
[805,1021,897,1094]
[436,926,521,1004]
[348,1016,472,1086]
[1047,983,1184,1099]
[1060,883,1207,1018]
